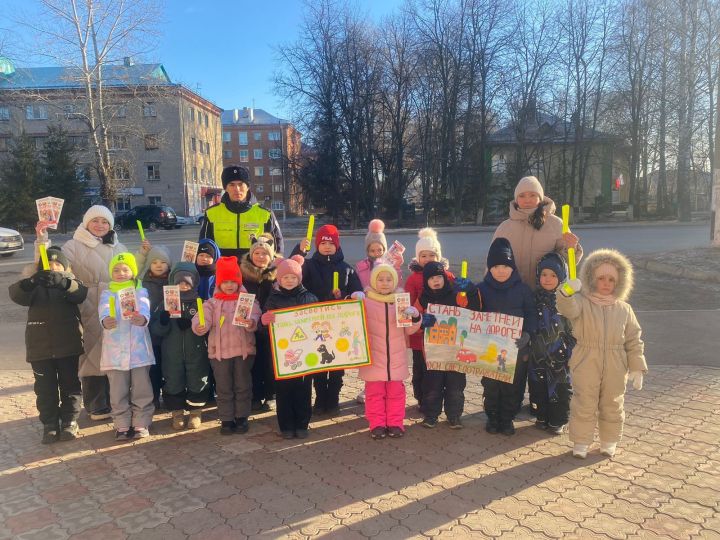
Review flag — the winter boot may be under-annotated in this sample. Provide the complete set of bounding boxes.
[171,410,185,430]
[573,443,589,459]
[187,410,202,429]
[235,417,249,434]
[600,441,617,457]
[41,423,59,444]
[59,421,79,441]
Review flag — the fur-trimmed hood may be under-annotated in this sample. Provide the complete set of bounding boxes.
[580,248,634,302]
[240,253,278,284]
[408,257,449,273]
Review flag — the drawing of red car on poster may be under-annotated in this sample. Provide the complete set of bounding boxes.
[455,349,477,363]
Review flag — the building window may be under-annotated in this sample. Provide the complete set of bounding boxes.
[238,132,248,145]
[269,131,281,141]
[273,184,283,193]
[253,149,263,160]
[188,107,194,121]
[205,141,210,154]
[112,165,131,180]
[34,137,48,150]
[201,169,207,182]
[239,149,249,162]
[223,131,231,143]
[269,167,282,176]
[204,114,209,128]
[64,104,81,119]
[191,137,196,152]
[253,132,262,141]
[254,167,264,177]
[69,135,88,150]
[146,163,160,181]
[256,184,264,193]
[0,106,10,121]
[144,134,159,150]
[269,149,281,160]
[192,167,197,181]
[25,104,48,120]
[116,197,131,212]
[223,149,232,159]
[110,134,127,150]
[198,140,204,154]
[148,196,162,205]
[143,102,157,117]
[271,201,284,211]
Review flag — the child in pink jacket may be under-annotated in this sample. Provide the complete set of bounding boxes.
[192,256,261,435]
[353,263,421,439]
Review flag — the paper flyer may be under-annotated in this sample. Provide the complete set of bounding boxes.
[36,197,64,229]
[117,287,138,321]
[163,285,181,318]
[384,240,406,266]
[181,241,199,263]
[233,293,256,327]
[394,292,412,327]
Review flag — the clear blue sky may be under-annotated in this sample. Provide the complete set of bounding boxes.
[3,0,404,119]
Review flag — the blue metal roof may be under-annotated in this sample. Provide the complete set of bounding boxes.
[221,108,289,126]
[0,63,172,90]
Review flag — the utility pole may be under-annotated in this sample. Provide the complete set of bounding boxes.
[714,69,720,247]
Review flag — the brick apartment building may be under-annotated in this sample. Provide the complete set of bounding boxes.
[0,58,223,217]
[221,107,304,216]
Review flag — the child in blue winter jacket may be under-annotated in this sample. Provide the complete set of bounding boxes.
[477,238,537,436]
[99,253,155,440]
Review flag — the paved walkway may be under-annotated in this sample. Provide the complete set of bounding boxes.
[0,367,719,539]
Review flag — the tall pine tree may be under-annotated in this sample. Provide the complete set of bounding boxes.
[0,133,38,230]
[41,126,84,232]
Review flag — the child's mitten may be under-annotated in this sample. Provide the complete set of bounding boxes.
[515,332,530,349]
[261,311,276,325]
[405,306,419,319]
[351,291,365,300]
[560,279,582,296]
[628,371,644,390]
[421,313,437,328]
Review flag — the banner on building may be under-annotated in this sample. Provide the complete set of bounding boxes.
[424,303,524,383]
[269,300,371,380]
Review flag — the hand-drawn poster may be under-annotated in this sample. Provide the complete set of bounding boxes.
[269,300,371,380]
[423,303,524,383]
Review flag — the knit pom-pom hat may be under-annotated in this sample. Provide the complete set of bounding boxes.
[365,219,387,253]
[370,262,398,291]
[415,227,442,260]
[276,255,305,281]
[316,224,340,249]
[82,205,115,229]
[215,256,242,286]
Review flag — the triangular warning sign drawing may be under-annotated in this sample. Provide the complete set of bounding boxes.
[291,326,307,342]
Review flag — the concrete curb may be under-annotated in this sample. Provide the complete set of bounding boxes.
[632,257,720,284]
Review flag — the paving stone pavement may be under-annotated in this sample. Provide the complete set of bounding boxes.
[0,366,719,539]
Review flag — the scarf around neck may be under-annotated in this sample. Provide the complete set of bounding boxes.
[109,279,140,292]
[214,290,239,301]
[588,292,617,306]
[366,289,395,304]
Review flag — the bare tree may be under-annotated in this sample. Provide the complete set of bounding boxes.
[15,0,163,207]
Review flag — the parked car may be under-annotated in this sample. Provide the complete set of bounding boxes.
[175,215,198,226]
[114,205,178,231]
[0,227,24,257]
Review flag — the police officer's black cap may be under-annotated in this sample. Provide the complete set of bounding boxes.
[221,165,250,189]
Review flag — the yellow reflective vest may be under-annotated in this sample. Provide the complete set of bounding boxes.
[205,203,270,251]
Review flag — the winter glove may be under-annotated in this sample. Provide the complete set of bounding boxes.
[405,306,420,319]
[19,277,37,292]
[421,313,437,328]
[628,371,644,390]
[560,279,582,297]
[159,311,170,325]
[453,277,472,292]
[351,291,366,300]
[515,332,530,350]
[41,271,70,290]
[456,292,468,308]
[261,311,276,325]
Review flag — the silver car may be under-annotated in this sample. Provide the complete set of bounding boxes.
[0,227,24,257]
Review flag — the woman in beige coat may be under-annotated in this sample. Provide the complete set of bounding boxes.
[556,248,647,459]
[493,176,582,289]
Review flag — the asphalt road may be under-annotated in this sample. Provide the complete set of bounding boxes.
[1,222,717,368]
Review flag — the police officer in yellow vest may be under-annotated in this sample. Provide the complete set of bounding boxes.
[199,165,284,259]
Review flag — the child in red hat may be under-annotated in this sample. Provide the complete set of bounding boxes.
[292,224,363,415]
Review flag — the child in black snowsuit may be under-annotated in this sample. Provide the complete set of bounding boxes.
[260,255,319,439]
[9,247,88,443]
[292,224,362,414]
[418,261,480,429]
[477,238,537,435]
[528,252,575,434]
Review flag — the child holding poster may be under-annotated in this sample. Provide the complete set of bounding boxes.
[477,238,537,436]
[151,262,209,430]
[9,247,88,444]
[556,249,646,459]
[99,253,155,440]
[139,245,172,407]
[404,228,454,413]
[528,253,576,435]
[192,257,260,435]
[260,255,318,439]
[417,261,466,429]
[351,263,420,439]
[291,224,362,415]
[241,234,279,412]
